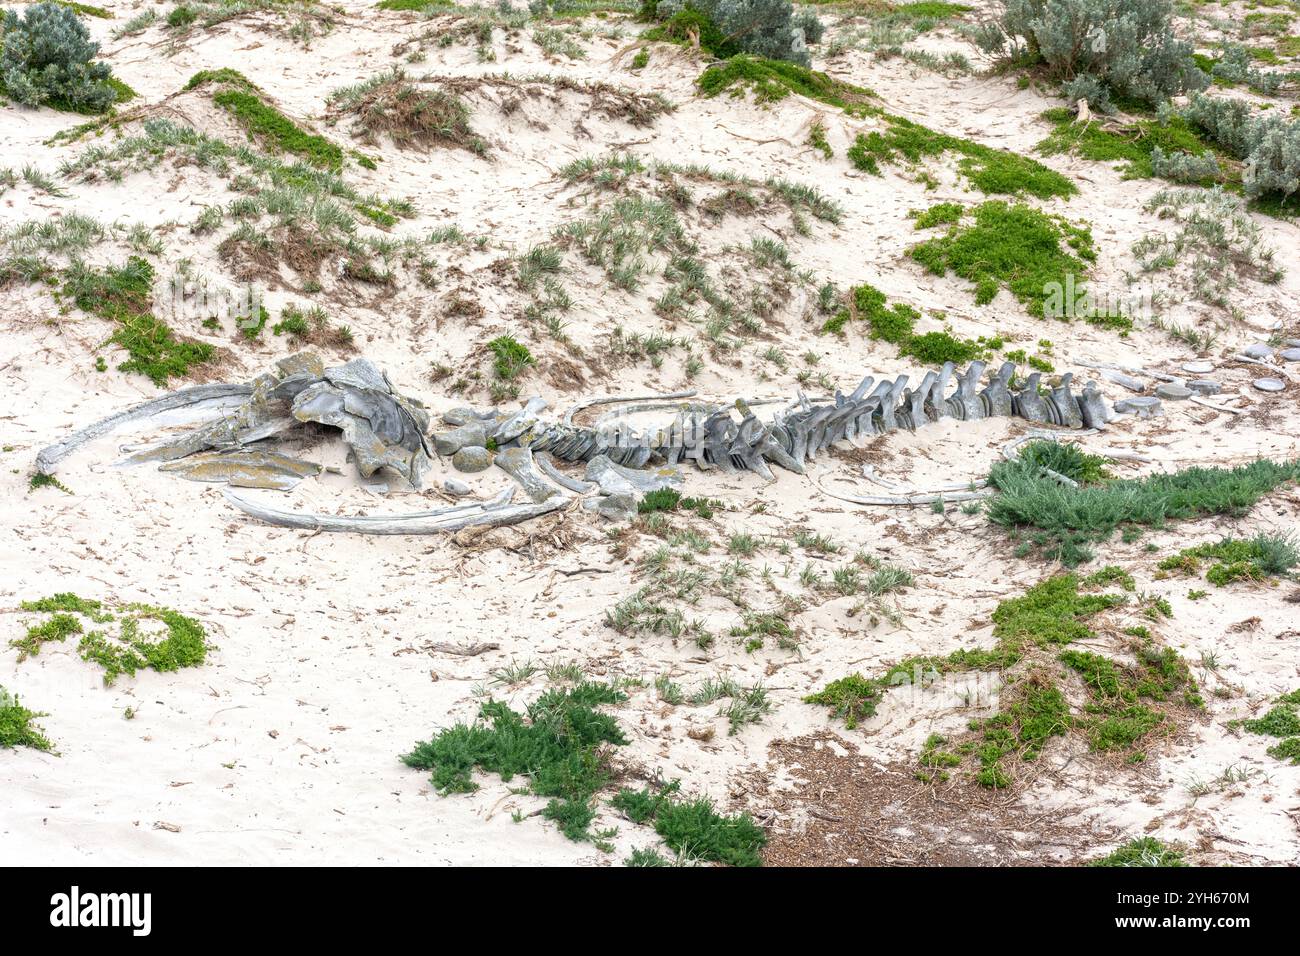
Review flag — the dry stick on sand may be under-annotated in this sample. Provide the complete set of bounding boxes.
[424,642,500,656]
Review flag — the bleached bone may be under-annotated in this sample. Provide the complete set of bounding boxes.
[36,383,253,475]
[221,488,567,534]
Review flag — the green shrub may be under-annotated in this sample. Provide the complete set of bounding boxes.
[1184,94,1300,206]
[0,686,53,752]
[909,201,1095,318]
[487,334,533,380]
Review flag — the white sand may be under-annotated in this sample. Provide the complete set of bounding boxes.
[2,0,1298,865]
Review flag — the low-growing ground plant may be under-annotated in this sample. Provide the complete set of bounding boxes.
[1234,689,1300,765]
[13,593,210,686]
[695,54,877,114]
[1036,107,1220,184]
[28,472,73,494]
[821,280,998,364]
[402,682,765,861]
[487,334,533,380]
[1158,533,1298,586]
[187,69,343,170]
[849,115,1076,201]
[60,256,214,386]
[0,685,54,752]
[910,201,1096,319]
[1087,837,1187,867]
[807,571,1201,787]
[987,445,1300,567]
[611,778,765,865]
[637,488,720,518]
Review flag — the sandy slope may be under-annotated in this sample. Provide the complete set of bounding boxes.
[2,0,1299,865]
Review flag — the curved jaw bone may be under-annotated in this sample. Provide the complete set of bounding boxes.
[222,487,569,534]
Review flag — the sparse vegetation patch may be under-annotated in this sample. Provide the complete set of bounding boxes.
[14,593,210,686]
[0,686,54,752]
[327,70,489,154]
[1158,534,1298,586]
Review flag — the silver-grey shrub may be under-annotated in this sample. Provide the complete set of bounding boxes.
[1,2,116,113]
[1148,146,1220,184]
[974,0,1207,111]
[1184,94,1300,201]
[1210,44,1282,96]
[653,0,825,67]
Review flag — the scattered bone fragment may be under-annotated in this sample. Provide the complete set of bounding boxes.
[432,422,488,457]
[1155,383,1192,401]
[159,451,322,490]
[1113,397,1162,418]
[443,478,472,497]
[495,446,566,503]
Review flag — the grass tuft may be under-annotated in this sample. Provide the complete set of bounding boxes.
[1087,837,1187,867]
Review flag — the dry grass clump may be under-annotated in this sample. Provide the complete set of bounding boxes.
[328,69,489,154]
[218,222,341,288]
[430,72,674,128]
